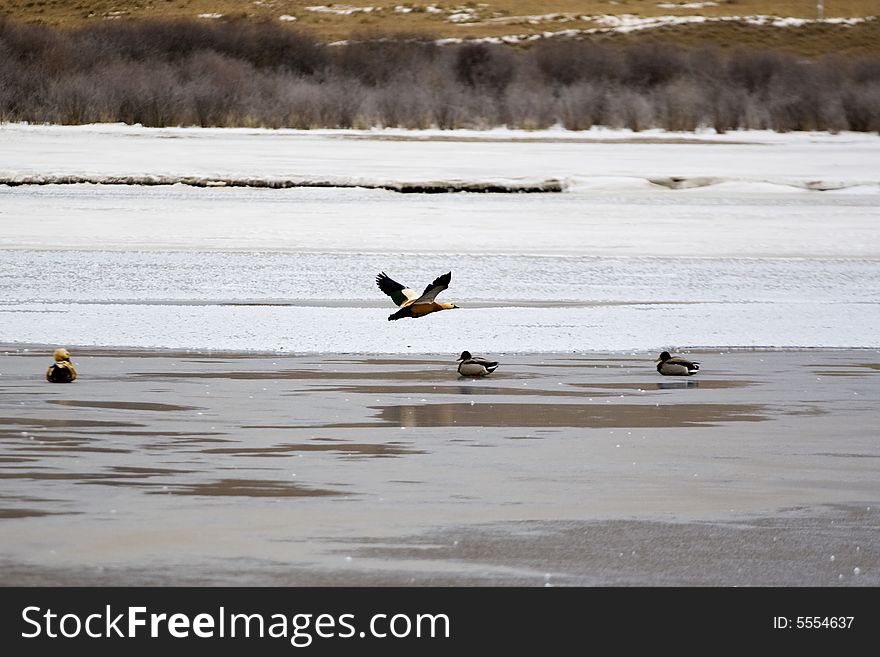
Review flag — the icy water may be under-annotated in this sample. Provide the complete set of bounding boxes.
[1,127,879,585]
[1,349,878,586]
[1,185,879,352]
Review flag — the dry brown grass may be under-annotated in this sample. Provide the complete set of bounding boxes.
[1,1,877,56]
[595,19,880,58]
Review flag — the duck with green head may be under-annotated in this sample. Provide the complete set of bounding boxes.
[457,351,499,377]
[655,351,699,376]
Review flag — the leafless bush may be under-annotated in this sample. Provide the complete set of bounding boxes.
[535,41,584,86]
[426,78,469,129]
[73,18,328,75]
[654,80,709,131]
[622,43,686,88]
[558,83,607,130]
[503,82,558,130]
[453,43,516,95]
[684,46,725,85]
[766,64,845,132]
[370,82,434,128]
[707,87,748,133]
[0,18,878,132]
[841,86,880,132]
[851,58,880,85]
[605,90,655,132]
[726,49,791,94]
[306,80,368,128]
[535,41,625,87]
[336,34,438,86]
[273,79,327,129]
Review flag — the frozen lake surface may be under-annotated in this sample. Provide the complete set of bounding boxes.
[1,246,878,352]
[1,348,878,586]
[1,124,878,352]
[1,125,878,587]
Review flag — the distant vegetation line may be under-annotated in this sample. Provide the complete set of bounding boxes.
[0,18,878,132]
[0,173,563,193]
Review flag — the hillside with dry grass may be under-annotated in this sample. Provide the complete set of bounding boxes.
[1,1,878,56]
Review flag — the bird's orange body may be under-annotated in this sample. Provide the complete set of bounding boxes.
[47,348,77,383]
[376,272,459,321]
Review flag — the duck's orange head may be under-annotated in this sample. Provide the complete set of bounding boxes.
[53,348,72,362]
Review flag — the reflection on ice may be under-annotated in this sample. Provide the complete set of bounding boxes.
[656,380,700,390]
[328,402,769,429]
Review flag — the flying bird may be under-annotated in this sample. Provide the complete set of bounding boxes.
[376,271,458,321]
[655,351,700,376]
[46,348,77,383]
[457,351,499,377]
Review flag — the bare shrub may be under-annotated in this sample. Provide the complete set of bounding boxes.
[310,80,368,128]
[741,93,773,130]
[707,87,748,133]
[534,41,628,88]
[851,58,880,85]
[504,81,558,130]
[535,41,584,86]
[684,46,725,85]
[373,82,434,128]
[1,18,878,132]
[41,76,93,124]
[115,62,188,127]
[177,50,255,126]
[654,80,710,131]
[427,79,469,129]
[621,43,685,88]
[75,18,328,75]
[453,43,515,95]
[726,49,791,94]
[605,89,655,132]
[274,79,327,129]
[558,83,606,130]
[227,20,328,75]
[0,40,22,120]
[841,86,880,132]
[336,33,438,86]
[765,63,849,132]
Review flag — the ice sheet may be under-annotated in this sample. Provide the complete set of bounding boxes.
[1,124,877,351]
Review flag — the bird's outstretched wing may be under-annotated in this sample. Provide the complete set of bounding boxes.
[412,271,451,304]
[376,272,417,307]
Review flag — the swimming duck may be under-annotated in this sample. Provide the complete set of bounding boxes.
[655,351,699,376]
[46,348,77,383]
[457,351,499,377]
[376,271,459,321]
